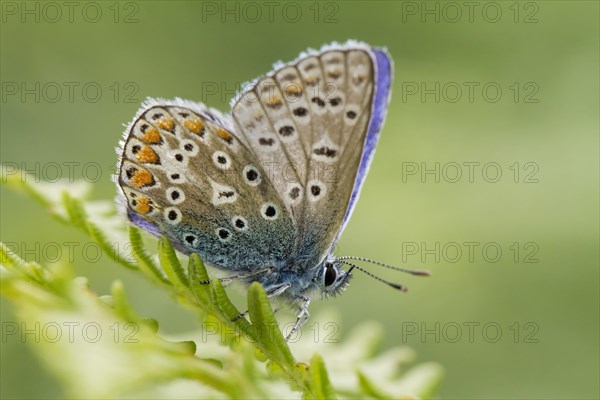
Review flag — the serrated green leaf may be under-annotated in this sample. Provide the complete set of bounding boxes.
[141,317,159,334]
[211,279,257,341]
[175,340,197,356]
[87,220,137,270]
[356,370,389,399]
[177,358,237,397]
[129,226,170,285]
[111,280,141,322]
[62,192,89,231]
[0,241,48,286]
[158,236,189,289]
[311,354,336,400]
[188,254,214,310]
[247,282,295,368]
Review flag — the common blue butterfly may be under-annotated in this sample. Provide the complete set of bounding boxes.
[116,40,427,339]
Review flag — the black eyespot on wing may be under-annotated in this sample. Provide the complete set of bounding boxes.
[293,107,308,117]
[185,235,195,244]
[126,167,137,179]
[311,97,325,107]
[259,138,275,146]
[218,191,235,199]
[314,146,337,158]
[265,206,276,217]
[278,125,295,137]
[289,187,300,199]
[246,169,258,181]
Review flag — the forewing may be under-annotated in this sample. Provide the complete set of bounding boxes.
[231,42,393,266]
[116,99,295,270]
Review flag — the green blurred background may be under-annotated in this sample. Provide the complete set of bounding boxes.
[1,1,598,398]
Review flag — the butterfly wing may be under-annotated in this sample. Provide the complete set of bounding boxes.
[231,41,393,268]
[116,99,296,270]
[337,48,393,241]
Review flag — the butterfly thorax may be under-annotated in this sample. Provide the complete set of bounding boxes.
[227,253,350,300]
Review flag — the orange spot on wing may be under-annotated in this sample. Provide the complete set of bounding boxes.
[135,197,152,214]
[284,83,303,96]
[141,127,161,144]
[131,168,155,188]
[264,93,282,107]
[157,116,175,131]
[305,76,319,86]
[216,128,233,144]
[136,146,159,164]
[327,68,342,79]
[184,118,204,135]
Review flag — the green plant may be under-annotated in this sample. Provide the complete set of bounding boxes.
[1,168,444,399]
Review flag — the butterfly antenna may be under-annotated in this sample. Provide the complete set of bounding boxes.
[338,256,430,276]
[340,260,408,292]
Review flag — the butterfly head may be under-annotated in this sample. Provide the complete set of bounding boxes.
[307,254,433,299]
[313,255,352,298]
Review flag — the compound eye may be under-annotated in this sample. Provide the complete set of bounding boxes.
[324,263,337,287]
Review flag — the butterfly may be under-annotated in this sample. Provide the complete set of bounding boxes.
[116,40,427,339]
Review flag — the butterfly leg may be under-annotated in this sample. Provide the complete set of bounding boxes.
[218,267,272,286]
[231,310,249,322]
[232,283,291,322]
[285,295,311,341]
[266,283,292,297]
